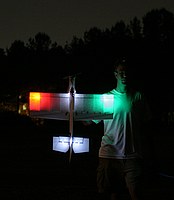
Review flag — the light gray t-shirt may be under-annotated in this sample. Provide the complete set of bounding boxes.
[93,89,151,159]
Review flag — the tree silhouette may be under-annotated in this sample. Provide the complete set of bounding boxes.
[0,8,173,111]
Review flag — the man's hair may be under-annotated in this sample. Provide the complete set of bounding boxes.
[114,57,128,67]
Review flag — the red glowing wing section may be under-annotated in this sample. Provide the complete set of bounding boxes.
[29,92,69,120]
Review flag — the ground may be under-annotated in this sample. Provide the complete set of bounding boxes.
[0,112,174,199]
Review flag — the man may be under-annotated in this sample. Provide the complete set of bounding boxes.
[85,57,152,200]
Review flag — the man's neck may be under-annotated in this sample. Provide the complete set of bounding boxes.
[116,84,127,93]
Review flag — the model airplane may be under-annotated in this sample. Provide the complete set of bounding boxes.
[29,75,114,162]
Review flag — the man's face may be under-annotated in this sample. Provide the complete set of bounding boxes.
[114,65,128,85]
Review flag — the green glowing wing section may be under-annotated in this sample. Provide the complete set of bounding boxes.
[74,94,114,120]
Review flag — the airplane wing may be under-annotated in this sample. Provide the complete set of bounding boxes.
[29,92,114,120]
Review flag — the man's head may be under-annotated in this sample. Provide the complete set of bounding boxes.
[114,57,129,85]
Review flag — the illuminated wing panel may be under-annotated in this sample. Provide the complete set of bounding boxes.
[53,136,89,153]
[72,137,89,153]
[29,92,69,120]
[74,94,114,120]
[29,92,114,120]
[53,136,70,153]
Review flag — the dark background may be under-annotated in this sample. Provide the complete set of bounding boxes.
[0,8,174,200]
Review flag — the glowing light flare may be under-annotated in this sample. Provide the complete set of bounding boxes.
[98,94,114,113]
[29,92,62,112]
[29,92,51,111]
[113,95,131,112]
[29,92,41,111]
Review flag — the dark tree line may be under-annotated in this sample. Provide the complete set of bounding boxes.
[0,8,174,113]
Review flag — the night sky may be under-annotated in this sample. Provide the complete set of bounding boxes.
[0,0,174,49]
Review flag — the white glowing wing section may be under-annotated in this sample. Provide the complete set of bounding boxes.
[72,137,89,153]
[53,136,69,153]
[53,136,89,153]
